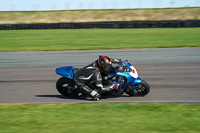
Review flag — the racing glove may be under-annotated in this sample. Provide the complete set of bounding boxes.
[112,58,122,65]
[112,83,120,90]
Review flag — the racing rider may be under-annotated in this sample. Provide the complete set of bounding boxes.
[75,55,121,100]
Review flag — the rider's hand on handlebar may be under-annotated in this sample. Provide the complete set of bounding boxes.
[117,59,122,65]
[113,58,122,65]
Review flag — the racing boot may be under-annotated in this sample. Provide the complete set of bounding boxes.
[80,86,101,101]
[91,90,101,101]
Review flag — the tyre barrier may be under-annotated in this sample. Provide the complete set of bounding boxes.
[0,20,199,30]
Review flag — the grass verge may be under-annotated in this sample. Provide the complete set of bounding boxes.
[0,103,199,133]
[0,28,200,52]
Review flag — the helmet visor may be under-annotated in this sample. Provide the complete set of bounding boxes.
[101,62,111,73]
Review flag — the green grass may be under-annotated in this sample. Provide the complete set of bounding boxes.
[0,28,200,52]
[0,103,199,133]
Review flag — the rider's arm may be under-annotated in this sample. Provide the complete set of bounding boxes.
[102,67,117,81]
[95,72,114,93]
[102,73,116,81]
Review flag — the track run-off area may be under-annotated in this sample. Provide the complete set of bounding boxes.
[0,48,200,104]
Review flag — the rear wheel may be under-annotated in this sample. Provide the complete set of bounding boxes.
[125,80,150,96]
[56,77,76,97]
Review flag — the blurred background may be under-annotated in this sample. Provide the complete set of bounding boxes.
[0,0,200,28]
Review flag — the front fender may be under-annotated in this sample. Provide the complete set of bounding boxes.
[134,77,142,84]
[130,77,142,89]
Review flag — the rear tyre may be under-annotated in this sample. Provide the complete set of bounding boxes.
[125,79,150,96]
[56,77,76,97]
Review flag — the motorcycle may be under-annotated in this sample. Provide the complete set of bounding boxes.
[55,60,150,99]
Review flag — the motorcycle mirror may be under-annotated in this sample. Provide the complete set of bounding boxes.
[124,60,128,62]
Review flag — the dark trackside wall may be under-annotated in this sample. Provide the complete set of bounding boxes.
[0,20,199,30]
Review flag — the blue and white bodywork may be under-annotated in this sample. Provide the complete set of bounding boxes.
[113,61,142,90]
[55,60,150,98]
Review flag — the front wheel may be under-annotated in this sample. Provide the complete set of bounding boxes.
[125,80,150,96]
[56,77,76,97]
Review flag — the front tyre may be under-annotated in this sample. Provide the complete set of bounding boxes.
[125,80,150,96]
[56,77,76,97]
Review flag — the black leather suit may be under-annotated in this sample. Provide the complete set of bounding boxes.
[75,60,117,98]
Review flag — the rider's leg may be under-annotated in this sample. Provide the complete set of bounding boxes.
[78,84,100,100]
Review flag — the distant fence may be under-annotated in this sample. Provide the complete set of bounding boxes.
[0,20,200,30]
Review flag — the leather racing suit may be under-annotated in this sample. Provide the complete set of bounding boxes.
[75,59,118,100]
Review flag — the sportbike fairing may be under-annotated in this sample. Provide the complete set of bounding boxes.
[115,61,141,84]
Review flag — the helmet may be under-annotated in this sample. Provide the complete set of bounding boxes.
[98,55,112,73]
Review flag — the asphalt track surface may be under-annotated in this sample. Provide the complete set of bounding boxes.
[0,48,200,104]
